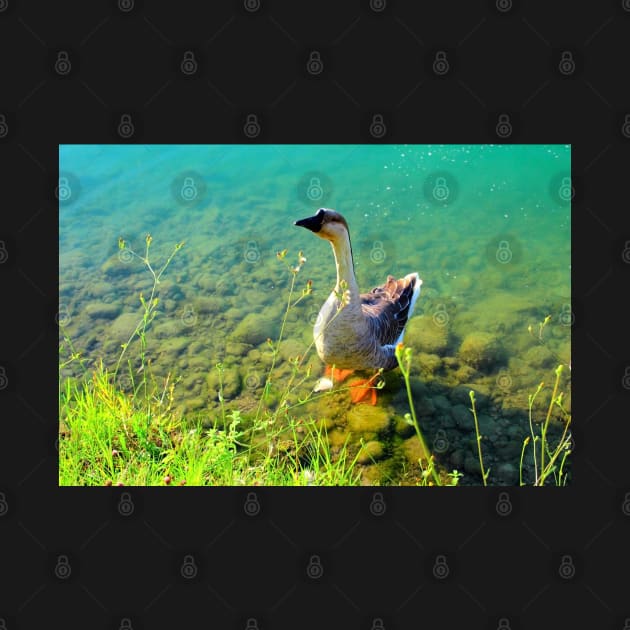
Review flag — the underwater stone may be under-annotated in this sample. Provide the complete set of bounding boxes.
[357,440,385,464]
[451,404,472,429]
[404,316,450,355]
[464,455,482,476]
[496,462,518,485]
[206,365,241,400]
[109,312,141,342]
[84,301,121,320]
[100,253,135,278]
[524,344,555,369]
[458,331,502,369]
[393,415,415,438]
[347,404,391,435]
[401,435,430,465]
[231,313,278,346]
[415,352,442,378]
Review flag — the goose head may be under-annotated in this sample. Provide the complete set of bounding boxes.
[294,208,351,243]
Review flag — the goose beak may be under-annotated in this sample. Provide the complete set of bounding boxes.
[295,209,325,233]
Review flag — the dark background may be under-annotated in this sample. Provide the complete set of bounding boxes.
[1,0,630,628]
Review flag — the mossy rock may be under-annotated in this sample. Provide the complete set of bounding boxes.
[231,313,278,346]
[109,312,141,342]
[393,415,415,438]
[101,253,135,278]
[458,332,503,369]
[347,405,391,435]
[404,315,450,355]
[524,344,555,369]
[400,435,431,465]
[193,296,222,315]
[327,428,350,448]
[413,352,443,379]
[357,440,385,464]
[206,365,241,400]
[85,301,121,320]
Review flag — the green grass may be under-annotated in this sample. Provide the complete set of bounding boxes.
[59,238,366,486]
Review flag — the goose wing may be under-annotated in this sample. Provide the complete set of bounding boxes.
[360,273,420,347]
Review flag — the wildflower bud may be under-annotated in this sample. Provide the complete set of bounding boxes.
[104,480,113,486]
[164,475,172,485]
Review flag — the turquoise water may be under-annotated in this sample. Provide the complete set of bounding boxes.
[59,144,571,485]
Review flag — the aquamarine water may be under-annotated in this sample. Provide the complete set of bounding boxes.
[59,144,571,484]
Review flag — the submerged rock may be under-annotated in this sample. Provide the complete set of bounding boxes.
[401,435,431,465]
[84,301,121,320]
[357,440,385,464]
[206,365,241,400]
[231,313,278,346]
[458,332,503,370]
[404,316,450,355]
[347,405,391,435]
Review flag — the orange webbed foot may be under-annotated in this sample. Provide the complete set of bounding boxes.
[348,373,381,405]
[324,365,355,383]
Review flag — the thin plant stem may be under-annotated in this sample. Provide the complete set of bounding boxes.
[469,390,489,486]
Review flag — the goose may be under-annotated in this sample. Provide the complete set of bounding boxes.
[295,208,422,404]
